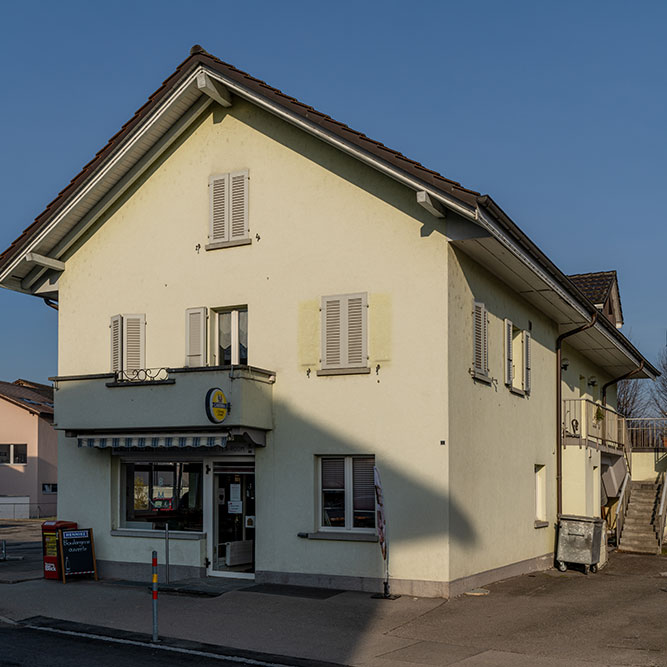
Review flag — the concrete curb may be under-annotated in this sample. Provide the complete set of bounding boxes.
[20,616,346,667]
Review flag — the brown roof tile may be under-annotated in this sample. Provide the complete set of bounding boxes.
[567,271,617,306]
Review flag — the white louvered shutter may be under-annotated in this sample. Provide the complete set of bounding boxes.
[209,174,228,242]
[473,302,487,375]
[321,296,342,369]
[110,315,123,373]
[523,331,532,394]
[123,314,145,372]
[504,318,513,386]
[229,170,248,241]
[185,307,208,367]
[346,293,367,368]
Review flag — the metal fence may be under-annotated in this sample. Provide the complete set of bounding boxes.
[625,418,667,451]
[0,502,57,520]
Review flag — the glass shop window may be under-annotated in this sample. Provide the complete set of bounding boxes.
[124,461,203,531]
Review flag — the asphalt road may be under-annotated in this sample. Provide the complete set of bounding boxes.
[0,623,293,667]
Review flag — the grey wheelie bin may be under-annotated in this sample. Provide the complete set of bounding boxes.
[556,515,604,574]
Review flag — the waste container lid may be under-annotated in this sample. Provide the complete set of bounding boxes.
[558,514,603,524]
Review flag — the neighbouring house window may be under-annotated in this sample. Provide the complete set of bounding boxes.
[472,301,489,379]
[42,483,58,494]
[0,444,27,465]
[110,314,146,374]
[217,308,248,365]
[207,170,249,248]
[319,456,376,532]
[319,293,368,373]
[504,318,531,394]
[535,464,546,523]
[124,461,203,531]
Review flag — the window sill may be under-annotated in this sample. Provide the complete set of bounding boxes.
[534,520,549,529]
[316,367,371,376]
[509,386,526,397]
[205,238,252,251]
[298,531,378,542]
[111,529,205,540]
[471,370,492,385]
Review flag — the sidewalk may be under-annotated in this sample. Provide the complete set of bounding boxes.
[1,552,666,666]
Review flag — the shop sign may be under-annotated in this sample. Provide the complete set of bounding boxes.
[206,387,230,424]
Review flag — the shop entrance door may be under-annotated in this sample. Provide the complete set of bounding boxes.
[212,461,255,575]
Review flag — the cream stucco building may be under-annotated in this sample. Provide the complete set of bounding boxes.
[0,47,660,595]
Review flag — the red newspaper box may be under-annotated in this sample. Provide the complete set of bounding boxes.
[42,520,77,579]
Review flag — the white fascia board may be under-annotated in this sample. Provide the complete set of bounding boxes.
[0,69,203,285]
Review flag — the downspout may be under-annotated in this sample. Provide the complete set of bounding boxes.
[556,312,598,517]
[601,361,644,407]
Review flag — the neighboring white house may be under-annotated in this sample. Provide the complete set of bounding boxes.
[0,46,659,595]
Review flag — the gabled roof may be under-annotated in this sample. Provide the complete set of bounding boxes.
[568,271,624,328]
[0,45,479,272]
[0,46,658,380]
[0,380,54,417]
[568,271,616,306]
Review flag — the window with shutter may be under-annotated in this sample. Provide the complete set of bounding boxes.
[319,293,368,374]
[110,314,146,375]
[523,331,532,394]
[209,175,228,242]
[110,315,123,372]
[123,314,146,372]
[472,301,488,377]
[504,318,513,386]
[319,455,376,532]
[185,307,208,367]
[207,170,249,249]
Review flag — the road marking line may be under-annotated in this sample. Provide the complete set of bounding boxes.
[25,624,299,667]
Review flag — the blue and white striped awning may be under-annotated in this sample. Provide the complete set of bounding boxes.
[77,433,228,449]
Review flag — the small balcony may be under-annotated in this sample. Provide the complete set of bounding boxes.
[52,365,275,436]
[562,398,627,452]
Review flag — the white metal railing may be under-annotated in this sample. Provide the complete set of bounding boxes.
[625,418,667,451]
[658,473,667,552]
[562,399,626,449]
[615,472,631,546]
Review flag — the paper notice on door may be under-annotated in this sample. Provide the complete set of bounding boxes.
[229,484,241,502]
[227,501,243,514]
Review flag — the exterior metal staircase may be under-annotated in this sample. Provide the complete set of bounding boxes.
[618,481,663,554]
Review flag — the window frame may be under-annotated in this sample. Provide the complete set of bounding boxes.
[318,292,370,375]
[206,170,251,250]
[472,301,489,382]
[504,319,531,395]
[213,306,249,366]
[534,464,547,527]
[110,313,146,374]
[121,460,204,532]
[317,455,376,534]
[0,444,27,465]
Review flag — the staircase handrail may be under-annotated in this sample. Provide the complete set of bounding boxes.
[658,472,667,551]
[615,471,631,547]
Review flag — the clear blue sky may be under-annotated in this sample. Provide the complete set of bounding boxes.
[0,0,665,383]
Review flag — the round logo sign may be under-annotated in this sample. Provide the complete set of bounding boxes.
[205,387,230,424]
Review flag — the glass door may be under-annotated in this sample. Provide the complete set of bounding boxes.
[212,465,255,574]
